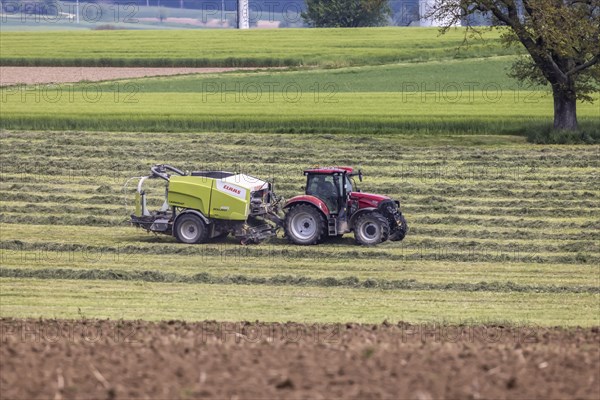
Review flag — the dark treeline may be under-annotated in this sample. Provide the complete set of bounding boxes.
[4,1,494,26]
[5,0,425,26]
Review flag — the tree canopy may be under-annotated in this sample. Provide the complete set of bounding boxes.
[428,0,599,131]
[302,0,392,28]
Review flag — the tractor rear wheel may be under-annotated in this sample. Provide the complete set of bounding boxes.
[174,214,209,244]
[285,204,326,245]
[354,212,390,246]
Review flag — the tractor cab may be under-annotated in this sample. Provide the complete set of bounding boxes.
[303,167,356,215]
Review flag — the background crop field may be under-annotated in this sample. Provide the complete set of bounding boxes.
[1,131,598,326]
[0,27,517,67]
[2,57,598,135]
[1,28,597,135]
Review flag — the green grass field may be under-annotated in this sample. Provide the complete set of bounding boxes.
[1,28,597,136]
[0,27,517,67]
[2,57,598,135]
[1,131,598,326]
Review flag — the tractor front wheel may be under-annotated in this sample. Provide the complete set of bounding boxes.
[285,204,326,245]
[354,212,390,246]
[174,214,209,244]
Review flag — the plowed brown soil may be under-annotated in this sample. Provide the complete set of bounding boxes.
[1,319,598,399]
[0,67,267,86]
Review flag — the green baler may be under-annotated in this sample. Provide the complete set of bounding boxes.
[130,165,283,244]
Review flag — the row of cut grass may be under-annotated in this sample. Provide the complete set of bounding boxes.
[2,247,598,286]
[2,268,598,295]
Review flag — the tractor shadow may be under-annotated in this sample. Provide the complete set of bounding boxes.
[322,235,356,246]
[266,235,358,247]
[117,233,359,247]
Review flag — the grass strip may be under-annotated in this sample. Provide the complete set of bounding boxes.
[1,277,596,325]
[1,268,597,294]
[2,239,598,265]
[0,28,514,68]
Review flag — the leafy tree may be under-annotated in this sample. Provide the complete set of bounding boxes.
[302,0,391,27]
[428,0,599,131]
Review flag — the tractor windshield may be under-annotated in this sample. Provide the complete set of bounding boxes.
[306,174,340,213]
[344,175,354,193]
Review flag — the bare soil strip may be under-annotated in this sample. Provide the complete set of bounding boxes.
[0,66,266,86]
[1,319,598,399]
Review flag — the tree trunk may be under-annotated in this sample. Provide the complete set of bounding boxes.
[552,84,578,131]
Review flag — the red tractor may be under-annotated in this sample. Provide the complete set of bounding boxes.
[283,167,408,245]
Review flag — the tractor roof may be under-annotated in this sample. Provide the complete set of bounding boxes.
[304,166,354,175]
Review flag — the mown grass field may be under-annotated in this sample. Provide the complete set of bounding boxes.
[1,131,598,326]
